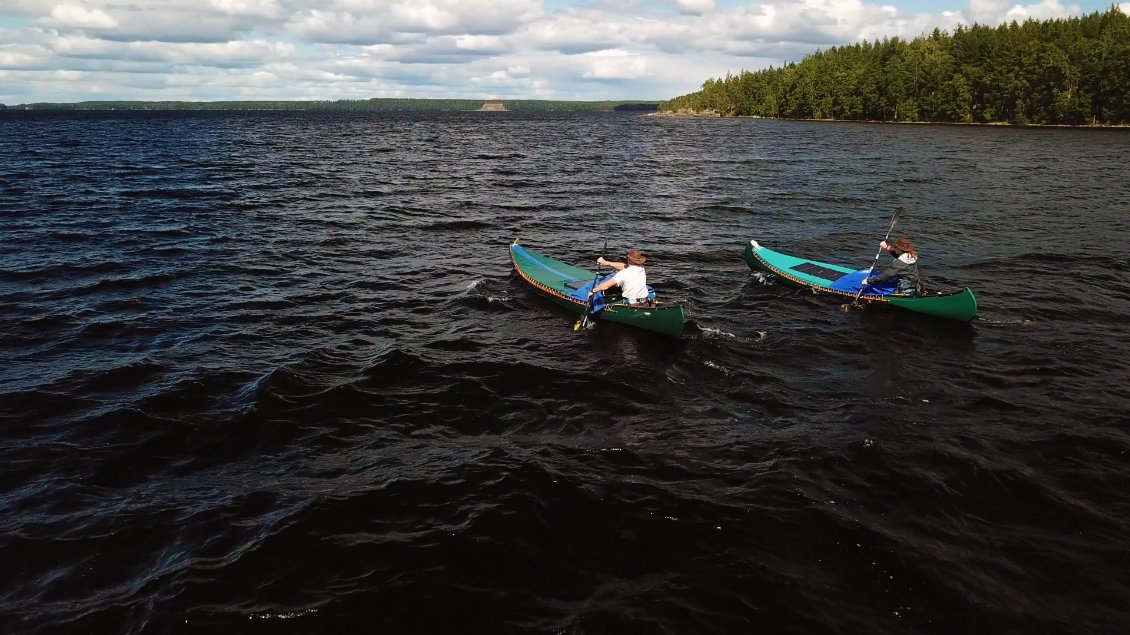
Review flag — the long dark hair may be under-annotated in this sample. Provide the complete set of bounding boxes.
[893,238,918,259]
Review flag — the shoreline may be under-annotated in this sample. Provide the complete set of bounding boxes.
[647,110,1130,129]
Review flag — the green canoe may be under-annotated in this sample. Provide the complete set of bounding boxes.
[510,241,686,337]
[743,239,978,322]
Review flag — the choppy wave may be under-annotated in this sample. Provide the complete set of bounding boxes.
[1,110,1129,634]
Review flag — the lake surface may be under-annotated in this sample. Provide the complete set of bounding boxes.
[2,111,1129,634]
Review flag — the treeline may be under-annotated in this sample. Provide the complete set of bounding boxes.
[660,7,1129,125]
[11,98,656,114]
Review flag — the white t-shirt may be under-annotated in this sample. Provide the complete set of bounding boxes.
[612,265,648,300]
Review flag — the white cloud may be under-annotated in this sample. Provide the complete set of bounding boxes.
[209,0,283,19]
[286,10,396,45]
[966,0,1091,24]
[47,34,295,68]
[520,11,632,54]
[325,0,543,35]
[45,4,118,28]
[453,34,506,52]
[0,0,1116,103]
[1004,0,1081,21]
[471,68,525,87]
[581,48,648,80]
[0,48,45,69]
[673,0,716,15]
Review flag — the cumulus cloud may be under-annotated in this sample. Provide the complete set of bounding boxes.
[0,47,47,70]
[43,4,118,29]
[966,0,1092,24]
[673,0,716,15]
[0,0,1114,104]
[316,0,543,35]
[471,66,529,87]
[1004,0,1083,21]
[287,10,401,45]
[48,34,295,68]
[520,12,631,54]
[209,0,283,19]
[580,49,648,80]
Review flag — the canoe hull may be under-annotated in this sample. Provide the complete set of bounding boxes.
[743,239,978,322]
[511,243,686,337]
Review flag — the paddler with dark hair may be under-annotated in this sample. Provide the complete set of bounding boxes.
[588,249,649,304]
[862,237,921,295]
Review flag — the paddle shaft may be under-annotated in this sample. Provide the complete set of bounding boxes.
[577,238,609,329]
[852,207,902,304]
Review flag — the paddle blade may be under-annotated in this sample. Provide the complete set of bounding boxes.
[891,206,904,228]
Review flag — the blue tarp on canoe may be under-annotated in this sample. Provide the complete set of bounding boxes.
[566,277,658,312]
[827,269,897,295]
[567,274,616,312]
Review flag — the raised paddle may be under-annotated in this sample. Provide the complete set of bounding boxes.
[849,206,903,309]
[574,238,609,331]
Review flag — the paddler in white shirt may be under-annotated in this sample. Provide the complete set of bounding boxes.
[589,249,649,304]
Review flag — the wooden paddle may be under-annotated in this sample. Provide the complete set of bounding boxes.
[574,238,609,331]
[849,206,903,308]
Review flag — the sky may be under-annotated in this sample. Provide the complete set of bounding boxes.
[0,0,1125,105]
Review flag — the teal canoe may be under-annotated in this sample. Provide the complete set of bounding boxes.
[510,241,686,337]
[743,239,978,322]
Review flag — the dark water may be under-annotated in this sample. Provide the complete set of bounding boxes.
[2,111,1130,634]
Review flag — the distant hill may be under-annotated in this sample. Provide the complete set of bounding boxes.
[10,98,658,114]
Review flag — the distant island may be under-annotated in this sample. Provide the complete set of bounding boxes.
[5,98,658,114]
[659,7,1129,126]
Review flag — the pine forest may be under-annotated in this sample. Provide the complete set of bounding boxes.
[659,7,1130,125]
